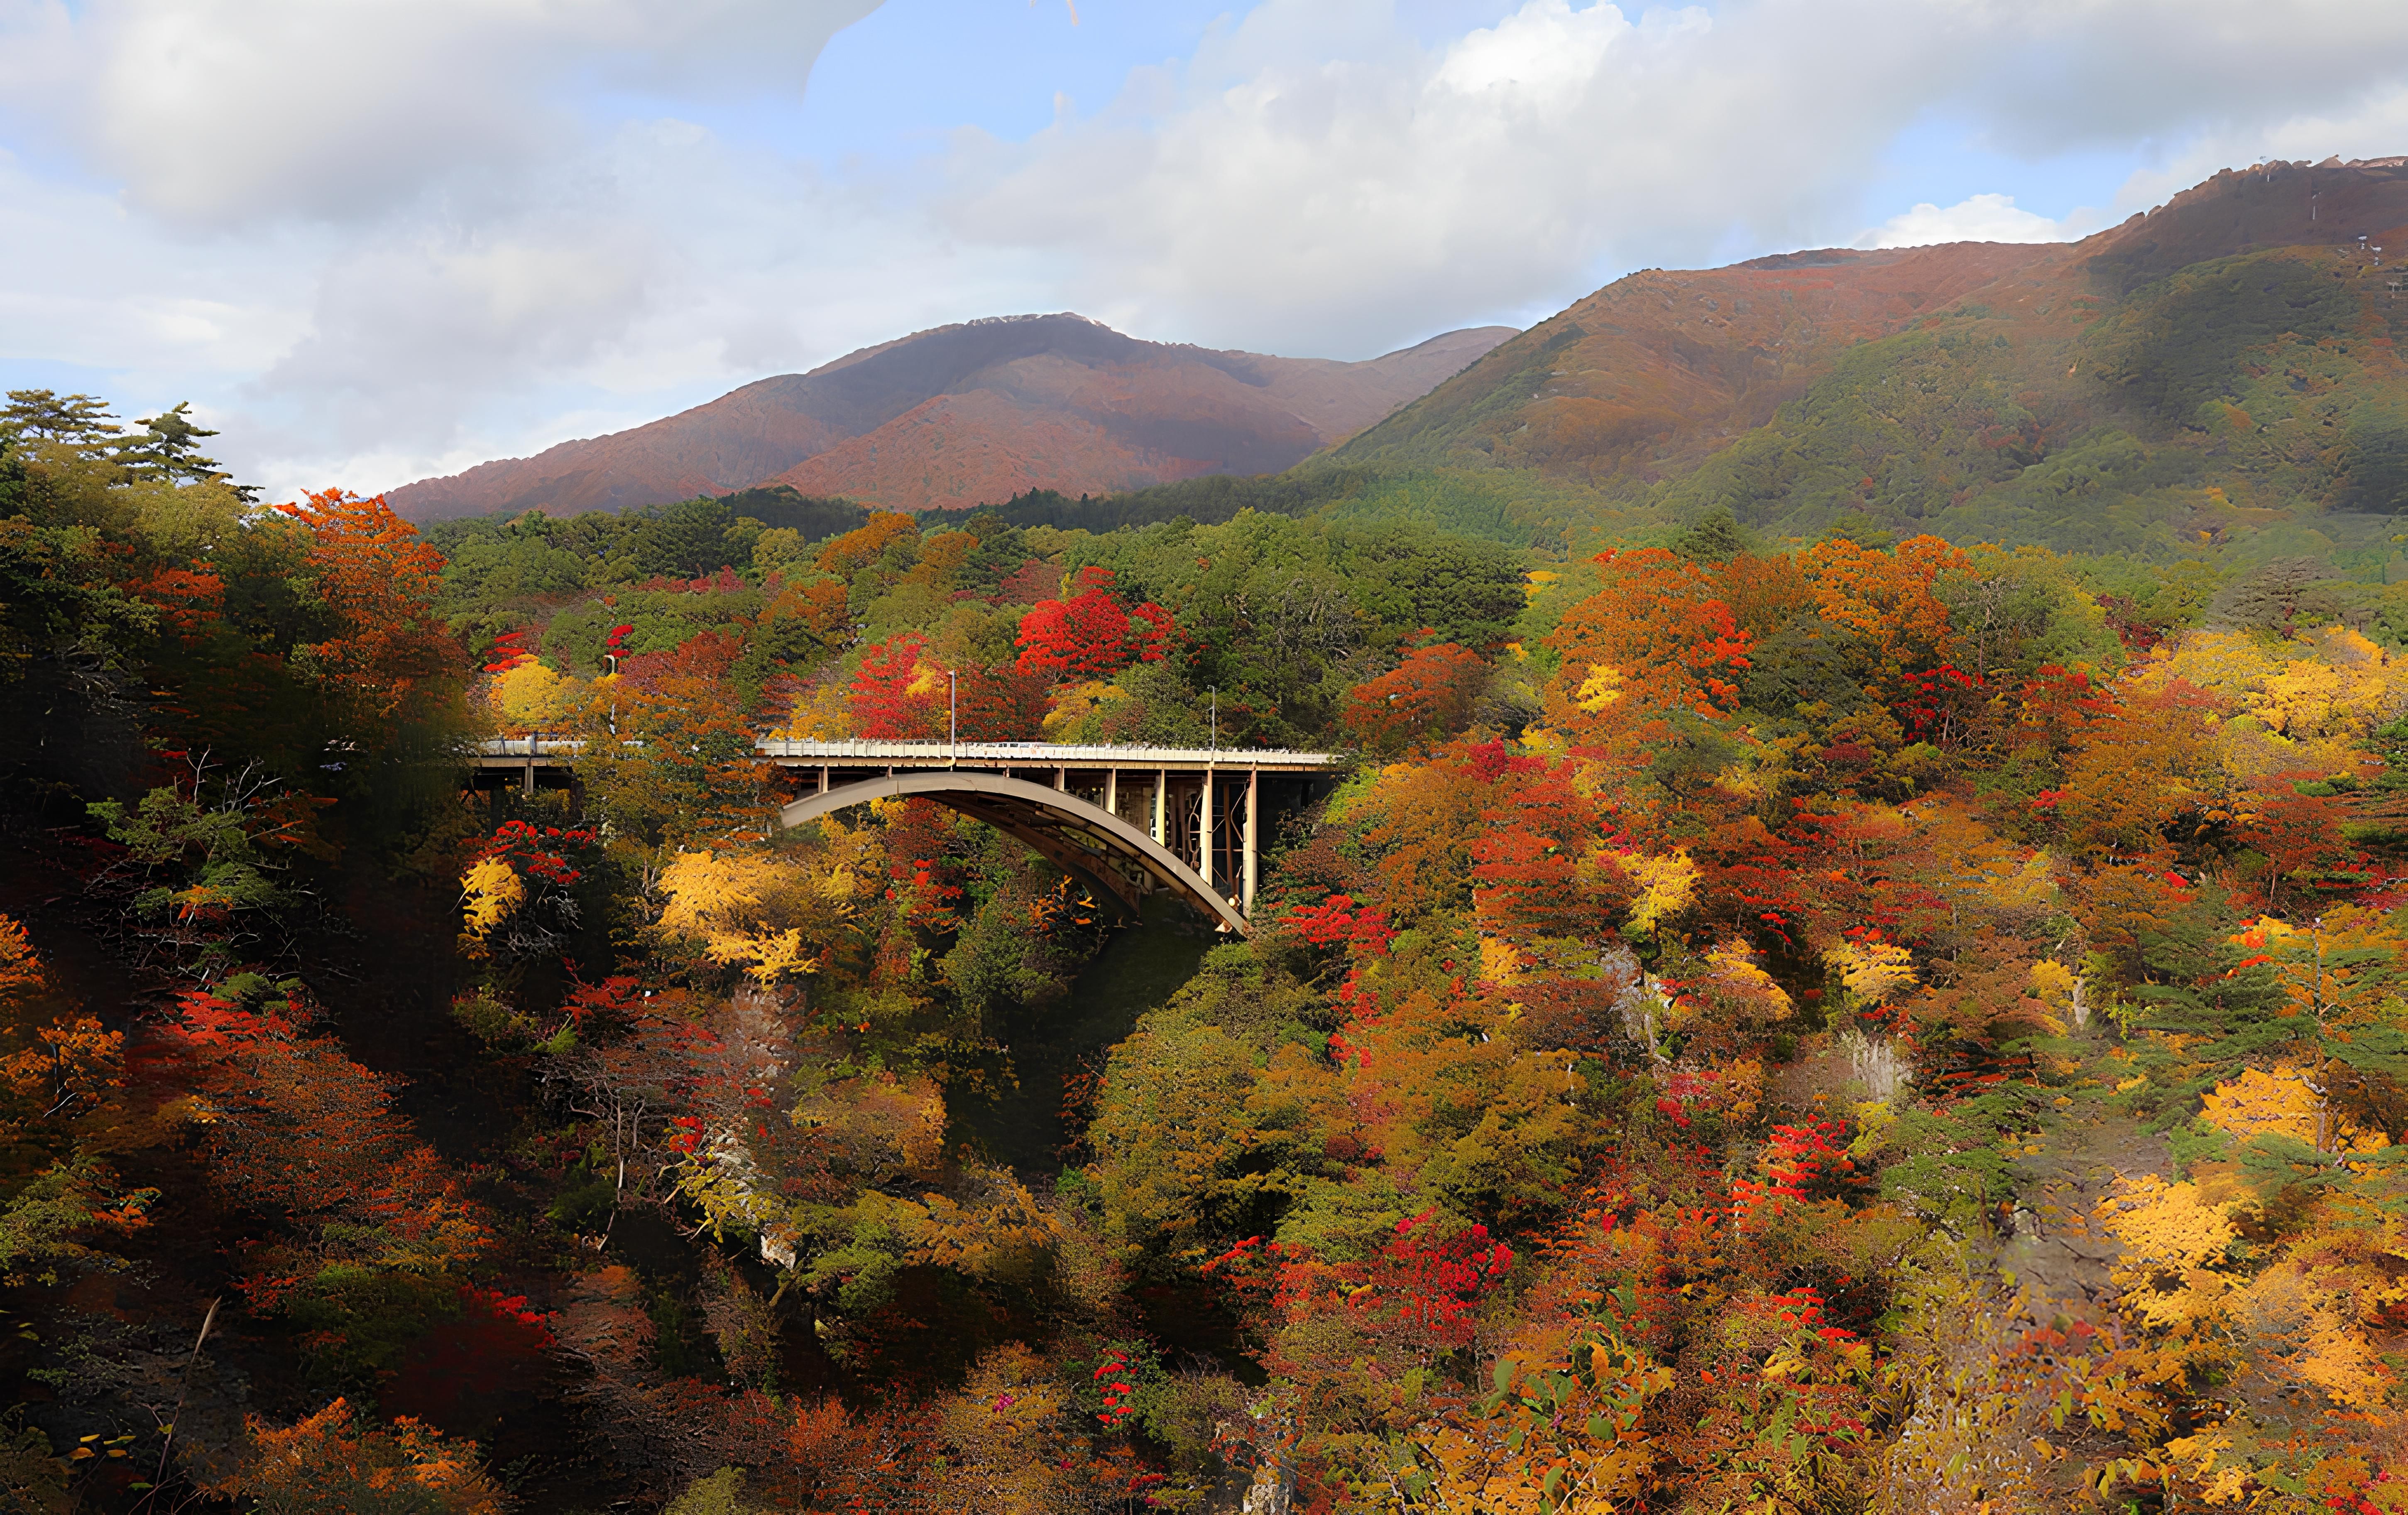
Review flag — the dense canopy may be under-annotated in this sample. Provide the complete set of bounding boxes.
[11,353,2408,1515]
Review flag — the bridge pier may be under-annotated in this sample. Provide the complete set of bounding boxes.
[777,770,1252,933]
[1244,766,1259,915]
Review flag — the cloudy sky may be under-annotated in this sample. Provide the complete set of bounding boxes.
[7,0,2408,500]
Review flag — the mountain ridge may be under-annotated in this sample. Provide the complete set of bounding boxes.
[388,317,1515,522]
[1323,156,2408,556]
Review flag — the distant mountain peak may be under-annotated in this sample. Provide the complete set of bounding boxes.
[959,311,1109,328]
[389,318,1515,522]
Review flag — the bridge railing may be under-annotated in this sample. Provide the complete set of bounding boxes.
[754,737,1338,770]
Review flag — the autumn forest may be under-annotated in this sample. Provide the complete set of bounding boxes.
[17,162,2408,1515]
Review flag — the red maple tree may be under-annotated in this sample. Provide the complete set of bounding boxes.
[1014,567,1174,679]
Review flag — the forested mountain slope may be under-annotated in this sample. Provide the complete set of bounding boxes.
[24,165,2408,1515]
[388,316,1512,521]
[22,384,2408,1505]
[1334,157,2408,556]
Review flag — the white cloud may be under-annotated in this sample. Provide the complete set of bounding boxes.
[0,0,883,226]
[215,119,1062,500]
[1950,0,2408,162]
[0,0,905,497]
[943,0,2408,358]
[2109,86,2408,221]
[951,1,1820,355]
[1857,192,2097,249]
[0,145,314,377]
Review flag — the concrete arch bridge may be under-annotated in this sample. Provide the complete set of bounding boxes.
[472,736,1341,935]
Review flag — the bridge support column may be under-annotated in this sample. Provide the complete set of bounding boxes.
[1243,766,1259,917]
[1200,767,1214,890]
[1153,769,1166,846]
[524,732,538,797]
[817,766,829,795]
[778,769,1249,935]
[1104,768,1118,819]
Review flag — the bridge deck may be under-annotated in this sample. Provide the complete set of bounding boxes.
[466,735,1342,928]
[469,736,1339,774]
[756,738,1336,772]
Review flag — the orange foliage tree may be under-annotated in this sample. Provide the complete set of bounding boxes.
[275,488,458,726]
[1342,642,1487,754]
[216,1398,509,1514]
[582,630,775,843]
[1546,548,1752,729]
[1796,534,1966,680]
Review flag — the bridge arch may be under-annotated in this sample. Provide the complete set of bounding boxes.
[776,771,1249,935]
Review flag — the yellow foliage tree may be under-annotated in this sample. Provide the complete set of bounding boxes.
[789,1071,947,1188]
[1607,848,1698,935]
[2052,686,2222,863]
[1040,677,1122,741]
[2097,1174,2242,1334]
[487,659,589,732]
[1693,937,1794,1025]
[1411,1299,1671,1513]
[2147,625,2408,780]
[1906,802,2058,920]
[456,858,524,954]
[926,1345,1082,1515]
[2200,1066,2385,1154]
[1829,937,1916,1008]
[656,832,876,983]
[871,1171,1064,1283]
[2027,958,2086,1030]
[2097,1168,2408,1463]
[2229,1238,2405,1410]
[2233,907,2408,1153]
[784,680,851,740]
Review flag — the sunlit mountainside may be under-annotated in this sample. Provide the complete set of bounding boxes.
[389,316,1514,521]
[1336,157,2408,559]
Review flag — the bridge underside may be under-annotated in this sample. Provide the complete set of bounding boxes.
[777,771,1250,935]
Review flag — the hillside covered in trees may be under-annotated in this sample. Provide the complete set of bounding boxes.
[15,165,2408,1515]
[1331,158,2408,566]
